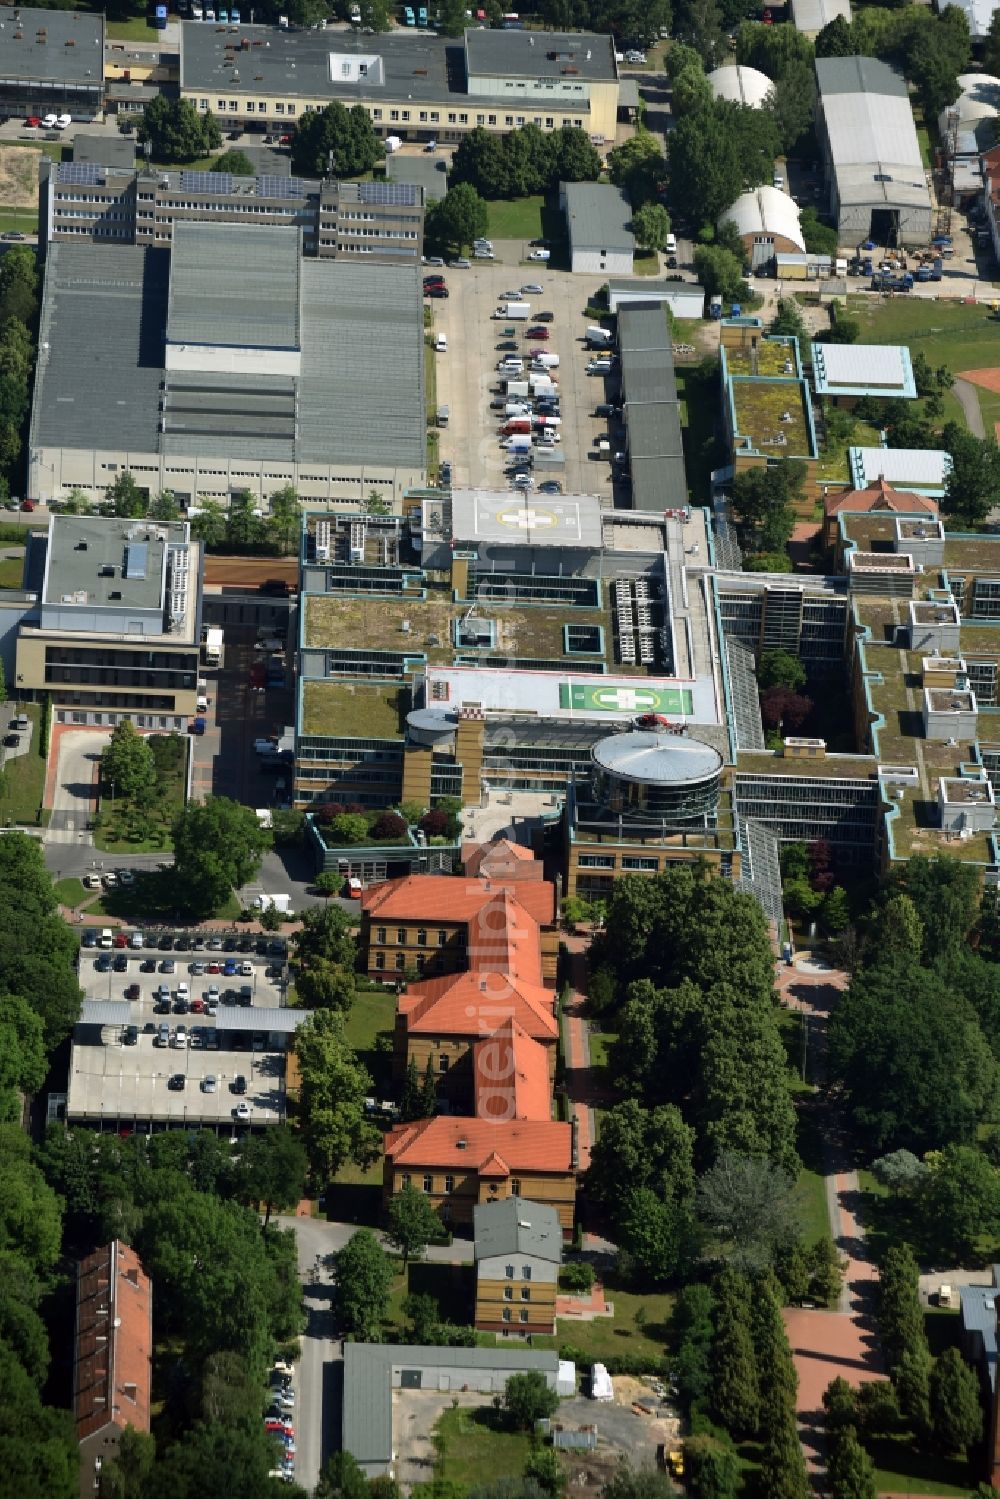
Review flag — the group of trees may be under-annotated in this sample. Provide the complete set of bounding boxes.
[729,458,807,562]
[138,97,222,164]
[294,1007,382,1182]
[291,102,385,179]
[426,183,489,255]
[450,125,601,200]
[829,857,1000,1156]
[0,247,38,503]
[99,477,302,555]
[171,796,271,917]
[780,837,850,935]
[815,4,970,122]
[583,867,803,1280]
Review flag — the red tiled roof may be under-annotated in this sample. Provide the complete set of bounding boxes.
[74,1241,152,1442]
[467,890,542,983]
[400,970,558,1040]
[475,1017,553,1122]
[464,838,541,881]
[361,873,555,928]
[823,476,938,518]
[385,1114,573,1173]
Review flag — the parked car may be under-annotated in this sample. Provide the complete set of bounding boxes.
[160,958,176,973]
[232,1074,248,1095]
[82,930,97,949]
[201,1075,217,1093]
[167,1073,186,1091]
[123,1025,138,1046]
[426,286,449,298]
[233,1101,252,1120]
[24,116,41,127]
[140,958,157,973]
[521,283,543,294]
[535,310,555,322]
[125,983,141,1001]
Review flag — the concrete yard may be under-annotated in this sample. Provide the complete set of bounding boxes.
[429,260,620,499]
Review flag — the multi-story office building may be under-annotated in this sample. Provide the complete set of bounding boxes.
[179,23,620,146]
[0,6,104,121]
[11,513,202,729]
[27,221,426,510]
[39,159,424,263]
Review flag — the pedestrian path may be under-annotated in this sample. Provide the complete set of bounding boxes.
[560,934,597,1174]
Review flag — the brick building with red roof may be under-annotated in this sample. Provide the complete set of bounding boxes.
[821,475,938,551]
[73,1241,152,1499]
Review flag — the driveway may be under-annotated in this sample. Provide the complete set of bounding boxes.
[45,726,108,846]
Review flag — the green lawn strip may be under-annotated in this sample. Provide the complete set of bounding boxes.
[0,555,24,587]
[556,1275,672,1367]
[107,16,162,40]
[344,987,395,1093]
[52,877,89,909]
[0,522,37,544]
[675,361,718,509]
[433,1404,534,1488]
[385,1259,477,1336]
[851,298,1000,381]
[486,195,545,241]
[0,704,45,825]
[868,1435,974,1495]
[795,1167,830,1247]
[0,207,39,235]
[632,250,660,276]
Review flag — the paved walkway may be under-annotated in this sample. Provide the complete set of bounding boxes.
[954,376,986,438]
[777,956,886,1478]
[560,933,598,1174]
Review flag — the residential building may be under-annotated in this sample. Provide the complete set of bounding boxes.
[560,180,634,276]
[815,56,932,246]
[27,222,425,510]
[179,23,620,146]
[383,1113,576,1233]
[74,1241,152,1499]
[343,1343,560,1477]
[0,6,104,121]
[720,186,806,272]
[474,1196,562,1335]
[707,65,774,107]
[13,513,202,729]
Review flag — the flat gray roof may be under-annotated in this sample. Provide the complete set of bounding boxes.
[618,298,687,512]
[473,1196,563,1262]
[626,399,683,458]
[31,236,425,472]
[343,1342,558,1470]
[465,28,616,82]
[562,181,633,255]
[960,1277,1000,1389]
[617,302,672,353]
[0,6,104,86]
[80,1001,132,1026]
[72,132,135,170]
[215,1006,304,1032]
[167,222,302,351]
[386,151,447,201]
[44,514,188,612]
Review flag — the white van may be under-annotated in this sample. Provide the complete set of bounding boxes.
[434,334,447,353]
[99,928,114,949]
[665,233,677,255]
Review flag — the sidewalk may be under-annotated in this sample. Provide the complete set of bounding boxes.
[560,933,597,1174]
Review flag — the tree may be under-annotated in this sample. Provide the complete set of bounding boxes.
[267,483,301,555]
[697,1153,799,1271]
[372,811,407,840]
[758,1397,810,1499]
[684,1434,740,1499]
[138,96,221,163]
[671,101,777,229]
[941,423,1000,527]
[770,298,807,340]
[143,1421,296,1499]
[334,1229,394,1341]
[672,63,714,116]
[607,131,667,208]
[893,855,981,962]
[191,498,227,548]
[758,650,807,693]
[922,1145,1000,1260]
[385,1182,442,1266]
[770,59,815,152]
[522,1448,565,1497]
[827,1428,877,1499]
[730,460,805,554]
[101,720,155,801]
[878,1244,927,1373]
[437,0,468,33]
[672,1282,716,1409]
[895,1346,932,1438]
[297,958,356,1013]
[0,1126,63,1280]
[822,887,851,935]
[105,471,147,519]
[428,182,488,252]
[293,1009,381,1180]
[295,901,358,969]
[238,1126,308,1228]
[986,5,1000,75]
[618,1186,691,1284]
[148,489,180,522]
[214,149,255,175]
[315,1452,371,1499]
[823,1377,858,1434]
[0,992,47,1121]
[504,1370,559,1429]
[403,1292,440,1342]
[328,813,370,846]
[929,1347,982,1453]
[815,14,855,57]
[291,102,384,179]
[599,1467,674,1499]
[632,202,672,255]
[712,1268,760,1434]
[0,834,82,1048]
[172,797,269,915]
[225,490,266,549]
[98,1425,156,1499]
[0,1341,78,1499]
[799,206,838,256]
[693,243,747,303]
[870,1150,928,1194]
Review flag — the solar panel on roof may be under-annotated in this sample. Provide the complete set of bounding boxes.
[257,175,308,199]
[179,170,234,195]
[58,161,105,186]
[359,180,418,206]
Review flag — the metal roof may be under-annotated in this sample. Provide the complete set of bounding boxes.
[464,28,616,82]
[812,342,915,397]
[849,446,951,491]
[214,1007,304,1032]
[343,1342,559,1469]
[0,5,104,85]
[790,0,851,32]
[167,222,301,351]
[473,1196,563,1262]
[960,1278,1000,1388]
[939,72,1000,133]
[617,299,686,513]
[562,181,633,256]
[816,56,907,100]
[707,64,773,107]
[593,731,723,785]
[817,57,928,212]
[721,186,805,253]
[79,1001,132,1026]
[618,302,672,354]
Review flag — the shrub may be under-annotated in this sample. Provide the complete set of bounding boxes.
[372,812,407,840]
[419,809,450,837]
[559,1262,596,1293]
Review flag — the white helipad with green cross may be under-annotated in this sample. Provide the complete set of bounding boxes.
[559,681,694,715]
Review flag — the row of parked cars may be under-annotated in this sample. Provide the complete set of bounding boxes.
[267,1362,297,1483]
[82,927,288,956]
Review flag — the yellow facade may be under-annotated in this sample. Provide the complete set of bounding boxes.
[475,1275,557,1335]
[383,1161,575,1233]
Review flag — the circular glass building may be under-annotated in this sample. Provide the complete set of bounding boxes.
[591,731,723,824]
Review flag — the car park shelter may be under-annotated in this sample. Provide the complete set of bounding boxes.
[815,56,931,248]
[342,1343,560,1477]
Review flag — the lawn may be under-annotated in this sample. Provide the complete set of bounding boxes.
[107,16,163,40]
[0,207,38,235]
[385,1259,478,1336]
[93,732,187,853]
[850,297,1000,432]
[344,986,395,1093]
[485,195,546,242]
[795,1167,830,1248]
[432,1404,533,1488]
[52,877,90,910]
[868,1435,975,1495]
[632,250,660,277]
[0,703,45,826]
[675,359,720,508]
[0,554,24,588]
[555,1273,672,1368]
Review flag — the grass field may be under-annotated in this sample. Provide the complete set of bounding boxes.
[632,250,659,276]
[344,986,395,1093]
[0,554,24,588]
[0,703,45,825]
[107,16,163,40]
[851,297,1000,431]
[432,1404,533,1488]
[676,359,719,508]
[52,877,90,910]
[869,1436,974,1495]
[555,1274,672,1367]
[485,195,546,242]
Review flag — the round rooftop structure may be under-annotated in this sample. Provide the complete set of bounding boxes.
[707,64,774,109]
[591,731,723,823]
[406,707,458,748]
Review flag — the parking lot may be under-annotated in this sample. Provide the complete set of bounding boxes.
[429,260,621,498]
[67,927,291,1127]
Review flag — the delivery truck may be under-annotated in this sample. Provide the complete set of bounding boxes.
[495,301,531,320]
[586,325,612,346]
[505,379,530,397]
[506,435,533,454]
[532,352,560,369]
[203,627,223,666]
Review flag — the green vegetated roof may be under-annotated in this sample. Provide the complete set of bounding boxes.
[300,679,407,740]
